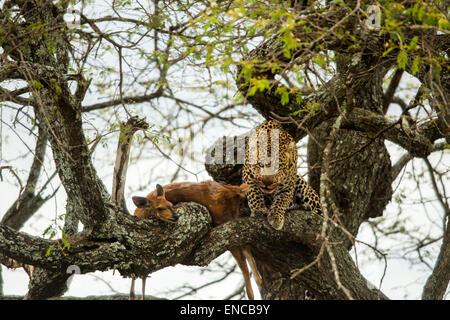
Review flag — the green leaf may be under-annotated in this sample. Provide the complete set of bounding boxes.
[59,228,70,250]
[282,48,291,59]
[248,78,270,96]
[248,85,258,96]
[411,56,420,75]
[49,230,56,240]
[45,244,55,257]
[407,36,419,51]
[42,225,53,237]
[397,50,408,70]
[32,80,43,90]
[62,236,70,250]
[382,47,395,57]
[281,91,289,105]
[438,17,450,30]
[314,54,326,67]
[415,6,425,21]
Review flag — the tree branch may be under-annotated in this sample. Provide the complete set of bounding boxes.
[111,116,149,213]
[0,197,387,300]
[421,159,450,299]
[382,69,404,113]
[342,108,435,157]
[0,201,211,276]
[184,211,387,300]
[82,90,163,112]
[422,208,450,299]
[1,120,52,229]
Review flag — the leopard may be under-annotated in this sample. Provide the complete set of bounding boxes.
[243,120,322,230]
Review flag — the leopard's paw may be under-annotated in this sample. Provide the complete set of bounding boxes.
[267,212,284,230]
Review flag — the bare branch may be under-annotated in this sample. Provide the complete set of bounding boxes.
[383,69,404,113]
[111,116,149,213]
[1,119,51,229]
[82,91,164,112]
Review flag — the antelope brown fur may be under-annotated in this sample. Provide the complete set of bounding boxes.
[131,181,263,300]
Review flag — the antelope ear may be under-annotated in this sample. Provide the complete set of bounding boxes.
[132,196,149,208]
[156,184,164,197]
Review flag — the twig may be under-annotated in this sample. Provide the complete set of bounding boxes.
[0,166,24,209]
[144,133,201,179]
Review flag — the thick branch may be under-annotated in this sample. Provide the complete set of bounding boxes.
[185,211,387,300]
[0,197,387,300]
[0,202,211,279]
[3,0,111,231]
[342,108,435,157]
[0,86,32,105]
[383,69,404,113]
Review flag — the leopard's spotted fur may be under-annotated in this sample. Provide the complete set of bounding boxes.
[291,174,322,215]
[243,120,322,230]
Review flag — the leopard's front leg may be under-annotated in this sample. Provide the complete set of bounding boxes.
[267,187,295,230]
[246,181,269,217]
[243,164,269,217]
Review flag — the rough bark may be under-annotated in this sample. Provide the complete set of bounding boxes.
[0,201,212,299]
[0,0,111,298]
[186,211,387,300]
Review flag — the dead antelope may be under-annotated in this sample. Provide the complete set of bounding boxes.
[131,181,263,300]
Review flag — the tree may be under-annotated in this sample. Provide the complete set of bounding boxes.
[0,0,448,300]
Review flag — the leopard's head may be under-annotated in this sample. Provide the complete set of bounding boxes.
[246,120,298,194]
